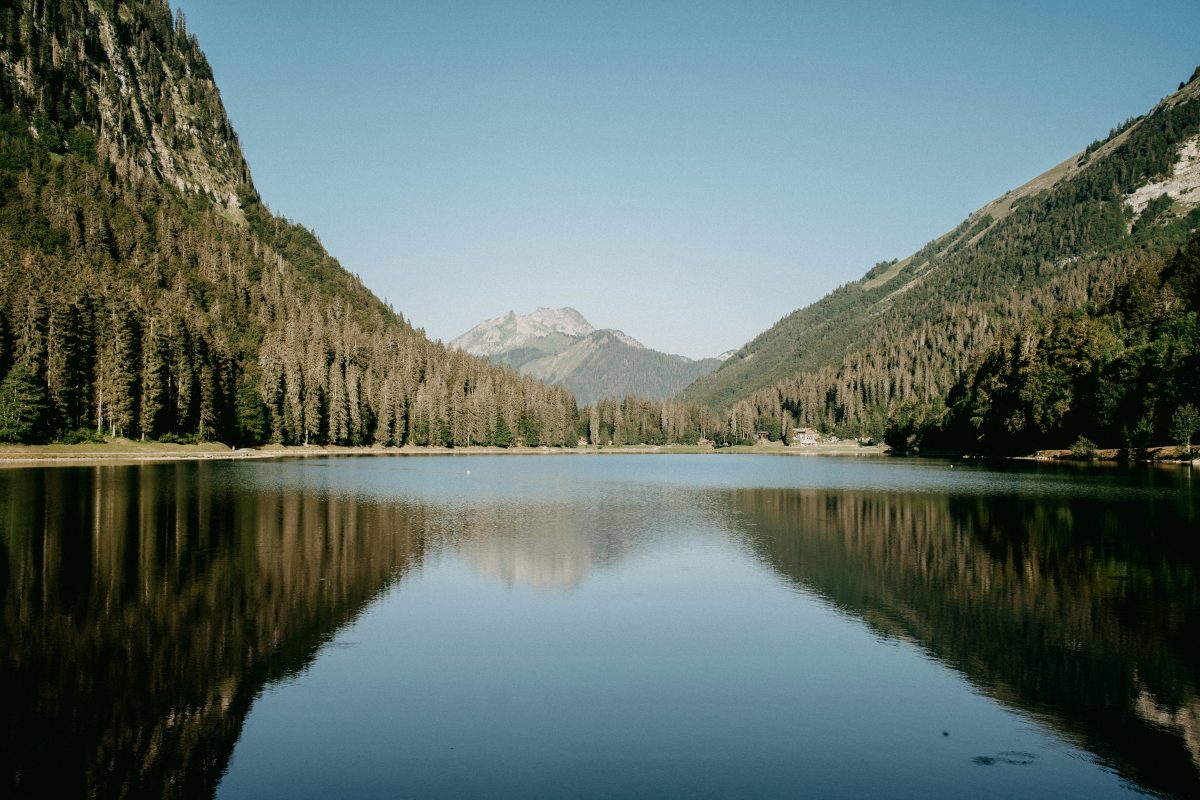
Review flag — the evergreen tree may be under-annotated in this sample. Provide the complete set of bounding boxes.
[492,410,513,448]
[0,366,48,442]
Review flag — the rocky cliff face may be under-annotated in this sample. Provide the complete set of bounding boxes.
[1125,133,1200,217]
[1,0,251,209]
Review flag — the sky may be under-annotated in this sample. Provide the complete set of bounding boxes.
[179,0,1200,359]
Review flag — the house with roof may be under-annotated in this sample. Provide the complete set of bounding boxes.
[793,428,819,446]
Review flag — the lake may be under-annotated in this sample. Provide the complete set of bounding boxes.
[1,454,1197,798]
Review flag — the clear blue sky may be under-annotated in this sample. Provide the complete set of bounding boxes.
[180,0,1199,359]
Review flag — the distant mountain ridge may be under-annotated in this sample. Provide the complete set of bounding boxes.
[451,308,721,404]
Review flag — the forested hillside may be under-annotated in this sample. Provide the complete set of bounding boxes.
[0,0,577,447]
[895,228,1200,457]
[679,69,1200,440]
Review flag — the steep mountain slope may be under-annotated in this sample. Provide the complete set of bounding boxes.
[0,0,577,447]
[451,307,721,404]
[678,70,1200,435]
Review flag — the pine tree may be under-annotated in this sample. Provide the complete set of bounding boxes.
[492,409,513,448]
[0,365,48,442]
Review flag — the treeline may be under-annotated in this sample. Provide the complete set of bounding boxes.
[0,0,577,447]
[575,395,800,447]
[887,229,1200,457]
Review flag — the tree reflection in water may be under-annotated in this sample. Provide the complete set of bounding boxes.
[731,484,1200,799]
[0,462,428,799]
[1,460,1197,797]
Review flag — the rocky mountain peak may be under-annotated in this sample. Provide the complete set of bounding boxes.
[450,307,723,404]
[450,306,595,357]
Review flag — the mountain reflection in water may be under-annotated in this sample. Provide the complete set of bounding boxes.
[730,485,1200,799]
[0,457,1197,798]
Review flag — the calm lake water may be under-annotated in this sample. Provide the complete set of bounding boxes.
[2,454,1198,798]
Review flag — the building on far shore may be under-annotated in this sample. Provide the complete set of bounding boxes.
[793,428,818,446]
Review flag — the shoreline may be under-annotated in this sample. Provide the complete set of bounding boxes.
[0,440,888,467]
[2,440,1193,468]
[1019,445,1197,466]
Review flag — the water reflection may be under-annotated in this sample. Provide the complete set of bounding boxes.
[454,506,606,591]
[450,501,695,590]
[730,486,1200,798]
[0,463,428,799]
[0,459,1197,797]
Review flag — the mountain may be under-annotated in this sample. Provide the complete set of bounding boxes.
[451,307,722,405]
[678,69,1200,437]
[450,306,595,359]
[0,0,576,448]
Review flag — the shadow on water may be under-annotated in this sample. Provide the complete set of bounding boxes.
[0,462,430,799]
[727,477,1200,798]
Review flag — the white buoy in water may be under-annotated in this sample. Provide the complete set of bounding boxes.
[466,470,471,475]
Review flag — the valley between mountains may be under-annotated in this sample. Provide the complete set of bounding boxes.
[0,3,1198,458]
